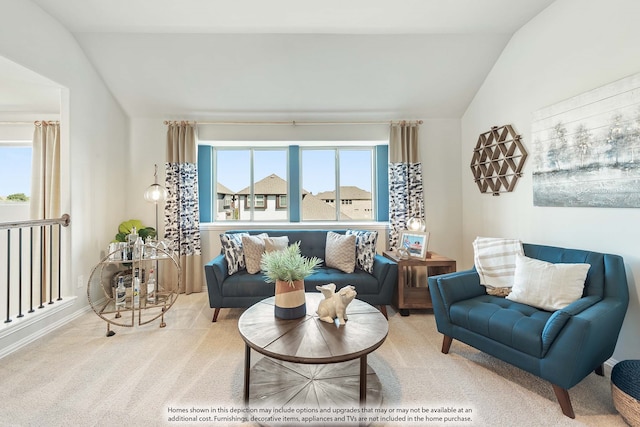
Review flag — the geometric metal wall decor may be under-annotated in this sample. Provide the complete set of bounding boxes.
[532,72,640,208]
[470,124,528,196]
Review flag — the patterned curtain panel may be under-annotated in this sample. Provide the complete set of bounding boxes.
[165,122,203,294]
[388,122,424,249]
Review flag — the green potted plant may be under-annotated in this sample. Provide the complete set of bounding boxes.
[260,241,321,319]
[114,219,156,243]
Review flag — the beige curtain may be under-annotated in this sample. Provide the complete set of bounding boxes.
[30,121,61,301]
[165,122,203,295]
[30,121,60,219]
[388,121,424,248]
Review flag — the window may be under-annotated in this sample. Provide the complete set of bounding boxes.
[0,143,31,221]
[222,195,232,209]
[302,148,373,221]
[245,195,266,210]
[213,148,287,221]
[198,143,388,223]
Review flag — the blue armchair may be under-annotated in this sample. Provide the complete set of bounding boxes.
[428,243,629,418]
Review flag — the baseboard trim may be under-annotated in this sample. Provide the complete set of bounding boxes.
[603,357,618,377]
[0,297,91,360]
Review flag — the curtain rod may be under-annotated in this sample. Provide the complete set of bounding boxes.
[163,120,423,126]
[0,121,59,126]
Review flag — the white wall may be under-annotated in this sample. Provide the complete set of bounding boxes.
[461,0,640,361]
[0,0,129,346]
[422,119,462,261]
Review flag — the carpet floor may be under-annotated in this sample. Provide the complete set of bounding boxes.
[0,292,627,427]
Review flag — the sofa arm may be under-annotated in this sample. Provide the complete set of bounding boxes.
[560,295,602,316]
[541,295,602,355]
[428,269,485,307]
[542,297,628,388]
[428,269,485,332]
[370,254,397,304]
[371,254,395,279]
[204,254,228,308]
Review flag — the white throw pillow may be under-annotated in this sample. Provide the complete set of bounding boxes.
[506,254,590,311]
[325,231,356,273]
[264,236,289,253]
[241,233,269,274]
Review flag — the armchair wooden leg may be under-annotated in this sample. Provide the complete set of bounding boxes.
[212,308,220,323]
[441,335,453,354]
[595,364,604,376]
[379,305,388,319]
[551,384,575,419]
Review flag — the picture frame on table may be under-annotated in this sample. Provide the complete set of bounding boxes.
[399,231,430,260]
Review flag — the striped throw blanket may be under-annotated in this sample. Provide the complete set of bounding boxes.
[473,237,524,295]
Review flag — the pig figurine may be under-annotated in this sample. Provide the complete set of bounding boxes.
[316,283,357,325]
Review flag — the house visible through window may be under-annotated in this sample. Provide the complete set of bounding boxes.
[303,148,373,221]
[213,148,287,221]
[198,142,387,222]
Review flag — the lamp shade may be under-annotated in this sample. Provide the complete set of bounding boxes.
[143,183,168,203]
[407,216,426,232]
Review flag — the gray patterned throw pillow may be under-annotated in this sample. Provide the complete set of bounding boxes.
[220,233,249,275]
[346,230,378,273]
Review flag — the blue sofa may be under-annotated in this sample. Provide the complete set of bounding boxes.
[204,229,398,322]
[428,243,629,418]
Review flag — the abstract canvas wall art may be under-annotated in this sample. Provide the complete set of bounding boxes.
[532,72,640,207]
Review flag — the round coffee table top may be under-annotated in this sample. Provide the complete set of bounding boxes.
[238,292,388,364]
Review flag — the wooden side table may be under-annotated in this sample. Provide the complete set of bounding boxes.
[383,250,456,316]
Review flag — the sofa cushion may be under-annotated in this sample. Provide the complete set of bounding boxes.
[222,271,274,298]
[265,236,289,252]
[227,230,329,260]
[305,267,380,296]
[449,295,553,358]
[242,233,269,274]
[325,231,356,273]
[522,243,606,299]
[221,267,380,298]
[347,229,378,273]
[506,254,590,311]
[220,232,249,275]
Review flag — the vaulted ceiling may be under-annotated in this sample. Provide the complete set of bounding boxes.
[5,0,557,119]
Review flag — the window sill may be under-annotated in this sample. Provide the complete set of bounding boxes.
[200,221,389,231]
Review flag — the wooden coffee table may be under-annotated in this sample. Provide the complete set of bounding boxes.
[238,292,388,408]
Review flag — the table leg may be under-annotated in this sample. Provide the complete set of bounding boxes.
[360,355,367,406]
[244,344,251,404]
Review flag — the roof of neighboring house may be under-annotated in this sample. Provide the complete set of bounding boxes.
[236,173,310,196]
[237,173,287,195]
[217,182,234,195]
[301,193,352,220]
[316,186,371,200]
